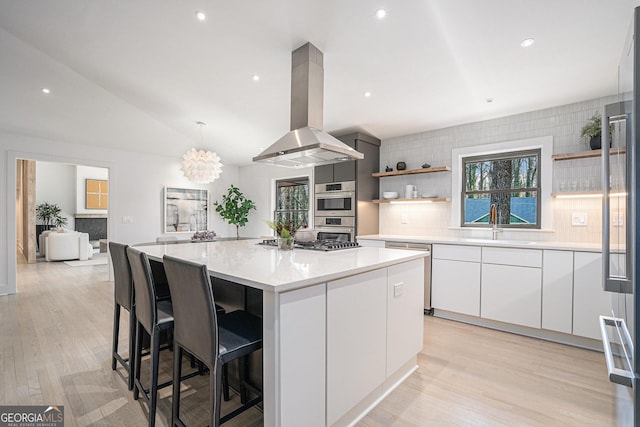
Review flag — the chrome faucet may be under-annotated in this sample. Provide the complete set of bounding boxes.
[489,204,503,240]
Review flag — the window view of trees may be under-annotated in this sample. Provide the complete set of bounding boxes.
[274,177,310,231]
[462,149,540,228]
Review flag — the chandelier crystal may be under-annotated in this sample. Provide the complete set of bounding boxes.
[180,122,223,184]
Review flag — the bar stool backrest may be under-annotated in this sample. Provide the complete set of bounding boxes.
[109,242,133,311]
[163,255,219,367]
[126,247,158,334]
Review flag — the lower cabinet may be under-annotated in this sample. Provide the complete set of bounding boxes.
[481,263,542,328]
[326,259,424,425]
[541,250,573,334]
[431,244,481,316]
[573,251,613,340]
[327,269,386,426]
[432,259,481,316]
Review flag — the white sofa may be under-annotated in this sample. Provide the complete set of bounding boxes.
[45,232,93,261]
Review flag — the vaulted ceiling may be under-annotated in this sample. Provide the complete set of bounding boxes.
[0,1,637,165]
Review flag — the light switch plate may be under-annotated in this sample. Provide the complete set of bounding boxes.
[613,212,624,227]
[571,212,587,226]
[401,214,408,224]
[122,216,134,224]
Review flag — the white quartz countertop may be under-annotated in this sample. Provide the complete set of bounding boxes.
[357,234,602,252]
[136,239,427,293]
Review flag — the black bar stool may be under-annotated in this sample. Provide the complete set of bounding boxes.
[109,241,136,390]
[127,247,176,427]
[163,255,263,427]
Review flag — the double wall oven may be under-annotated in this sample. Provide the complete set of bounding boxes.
[314,181,356,241]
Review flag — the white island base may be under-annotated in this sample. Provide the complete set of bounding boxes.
[264,260,424,426]
[138,240,425,427]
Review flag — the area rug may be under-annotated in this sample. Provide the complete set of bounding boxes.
[63,258,108,267]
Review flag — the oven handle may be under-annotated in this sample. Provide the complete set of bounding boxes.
[599,315,634,387]
[315,191,354,199]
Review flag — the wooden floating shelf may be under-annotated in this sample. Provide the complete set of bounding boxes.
[372,166,451,177]
[551,191,626,198]
[373,197,450,204]
[552,147,626,161]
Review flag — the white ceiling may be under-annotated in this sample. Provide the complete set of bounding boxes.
[0,0,638,166]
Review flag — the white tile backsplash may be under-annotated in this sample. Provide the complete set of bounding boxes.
[378,95,619,244]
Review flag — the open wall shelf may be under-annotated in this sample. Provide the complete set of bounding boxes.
[552,148,626,161]
[373,197,450,204]
[372,166,451,177]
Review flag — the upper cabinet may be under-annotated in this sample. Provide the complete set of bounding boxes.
[314,133,380,184]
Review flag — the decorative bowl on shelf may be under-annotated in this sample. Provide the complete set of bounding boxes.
[382,192,399,199]
[421,193,437,198]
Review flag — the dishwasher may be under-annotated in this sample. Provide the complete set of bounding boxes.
[385,241,432,314]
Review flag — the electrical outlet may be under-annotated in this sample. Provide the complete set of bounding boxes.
[122,216,134,224]
[571,212,587,226]
[401,214,408,224]
[393,282,404,297]
[613,212,624,227]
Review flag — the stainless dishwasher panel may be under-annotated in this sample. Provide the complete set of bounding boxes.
[385,242,432,312]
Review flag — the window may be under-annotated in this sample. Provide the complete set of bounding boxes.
[461,149,540,228]
[274,177,310,231]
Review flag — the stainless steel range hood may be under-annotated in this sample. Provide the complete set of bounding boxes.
[253,42,364,167]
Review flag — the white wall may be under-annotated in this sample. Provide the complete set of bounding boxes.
[1,131,239,295]
[239,163,314,239]
[75,165,109,215]
[36,161,76,229]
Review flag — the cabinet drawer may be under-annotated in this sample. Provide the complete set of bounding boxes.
[482,247,542,268]
[433,244,481,262]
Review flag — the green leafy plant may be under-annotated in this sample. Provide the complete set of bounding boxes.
[265,219,297,239]
[35,202,67,229]
[580,112,602,139]
[214,185,256,239]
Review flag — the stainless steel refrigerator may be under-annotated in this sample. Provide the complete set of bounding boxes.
[599,6,639,425]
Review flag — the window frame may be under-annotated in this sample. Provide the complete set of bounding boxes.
[273,176,310,232]
[460,149,541,229]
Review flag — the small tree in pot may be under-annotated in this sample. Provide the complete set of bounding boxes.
[36,202,68,230]
[214,185,256,239]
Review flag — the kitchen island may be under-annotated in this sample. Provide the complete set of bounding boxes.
[137,239,427,427]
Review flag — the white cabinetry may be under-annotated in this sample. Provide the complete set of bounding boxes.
[327,269,386,425]
[386,259,424,375]
[480,247,542,329]
[326,259,424,426]
[573,252,613,340]
[541,250,573,334]
[432,244,481,316]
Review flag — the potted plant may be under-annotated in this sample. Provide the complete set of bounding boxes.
[214,185,256,239]
[581,112,602,150]
[36,202,68,230]
[265,219,298,250]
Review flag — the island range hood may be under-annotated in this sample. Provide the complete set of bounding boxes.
[253,42,364,167]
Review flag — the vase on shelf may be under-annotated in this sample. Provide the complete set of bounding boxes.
[589,134,602,150]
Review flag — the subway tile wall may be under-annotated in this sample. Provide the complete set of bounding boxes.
[378,95,619,244]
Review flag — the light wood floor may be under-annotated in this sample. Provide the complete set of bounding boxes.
[3,260,632,426]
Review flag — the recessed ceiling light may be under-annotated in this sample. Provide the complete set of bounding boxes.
[520,38,535,48]
[195,11,206,21]
[485,98,494,103]
[376,9,387,19]
[364,92,372,97]
[41,88,51,95]
[252,74,260,82]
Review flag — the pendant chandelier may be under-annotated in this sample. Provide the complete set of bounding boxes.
[180,121,223,184]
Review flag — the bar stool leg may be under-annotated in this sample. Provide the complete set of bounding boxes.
[148,328,161,427]
[171,345,183,427]
[133,322,143,401]
[111,304,121,370]
[127,308,136,391]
